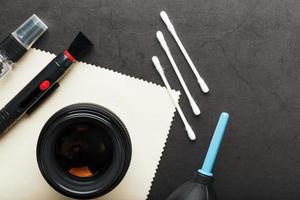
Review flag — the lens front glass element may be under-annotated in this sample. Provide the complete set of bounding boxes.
[55,121,114,178]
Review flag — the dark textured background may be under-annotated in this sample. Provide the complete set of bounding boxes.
[1,0,300,199]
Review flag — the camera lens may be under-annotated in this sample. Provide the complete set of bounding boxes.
[37,103,131,199]
[55,120,114,178]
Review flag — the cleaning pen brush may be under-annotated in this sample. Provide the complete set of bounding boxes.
[67,32,93,61]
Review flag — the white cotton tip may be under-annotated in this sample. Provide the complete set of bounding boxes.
[152,56,164,75]
[160,11,175,32]
[189,97,201,116]
[198,79,210,93]
[156,31,167,48]
[185,123,196,141]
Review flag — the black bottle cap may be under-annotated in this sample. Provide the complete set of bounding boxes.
[0,34,27,62]
[0,14,47,62]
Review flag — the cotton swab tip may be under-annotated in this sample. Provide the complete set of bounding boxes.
[190,97,201,116]
[198,79,210,93]
[185,124,196,140]
[156,31,165,43]
[156,31,169,52]
[152,56,164,74]
[160,11,175,32]
[160,11,169,22]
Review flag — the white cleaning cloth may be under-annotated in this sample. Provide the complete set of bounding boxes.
[0,49,179,200]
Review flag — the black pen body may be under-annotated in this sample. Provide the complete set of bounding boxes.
[0,52,73,134]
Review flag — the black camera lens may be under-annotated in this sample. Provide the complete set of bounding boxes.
[36,103,131,199]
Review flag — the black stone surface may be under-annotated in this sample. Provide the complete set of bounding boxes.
[1,0,300,199]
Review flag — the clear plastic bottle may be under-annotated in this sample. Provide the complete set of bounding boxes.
[0,14,47,80]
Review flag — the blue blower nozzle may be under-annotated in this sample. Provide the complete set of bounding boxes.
[198,112,229,176]
[167,112,230,200]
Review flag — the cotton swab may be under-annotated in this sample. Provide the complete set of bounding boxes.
[152,56,196,141]
[156,31,201,116]
[160,11,209,93]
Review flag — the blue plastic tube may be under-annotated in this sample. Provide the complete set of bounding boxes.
[198,112,230,176]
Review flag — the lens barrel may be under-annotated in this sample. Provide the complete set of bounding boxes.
[36,103,131,199]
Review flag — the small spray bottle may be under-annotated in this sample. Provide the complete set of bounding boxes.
[167,112,230,200]
[0,14,47,80]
